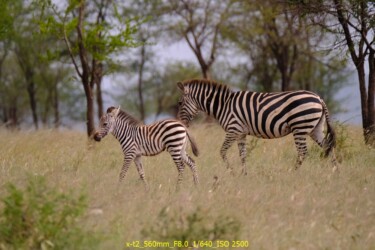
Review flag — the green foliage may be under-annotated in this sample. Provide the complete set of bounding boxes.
[0,0,17,39]
[142,206,241,249]
[36,0,141,63]
[333,122,354,161]
[0,176,99,250]
[147,61,201,116]
[117,61,201,119]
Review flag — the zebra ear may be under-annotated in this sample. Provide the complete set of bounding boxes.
[177,82,188,94]
[177,82,184,91]
[107,106,116,113]
[114,106,121,117]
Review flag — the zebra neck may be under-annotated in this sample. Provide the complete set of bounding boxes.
[112,119,138,141]
[200,89,232,123]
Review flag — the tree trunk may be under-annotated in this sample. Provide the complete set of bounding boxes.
[4,103,18,130]
[76,0,95,137]
[281,68,289,91]
[26,78,38,130]
[96,78,103,119]
[356,60,367,129]
[53,81,60,128]
[95,62,104,120]
[137,44,146,122]
[333,0,375,145]
[365,50,375,145]
[42,87,52,127]
[83,79,95,136]
[8,105,18,130]
[198,60,211,80]
[273,44,297,91]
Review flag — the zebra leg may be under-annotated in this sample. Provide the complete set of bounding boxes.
[182,152,199,185]
[237,135,247,175]
[174,158,185,189]
[292,132,308,170]
[310,128,339,173]
[220,133,237,173]
[119,155,134,182]
[168,148,186,188]
[329,148,339,173]
[134,155,149,190]
[176,158,185,184]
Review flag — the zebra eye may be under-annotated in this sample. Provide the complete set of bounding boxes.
[103,122,108,126]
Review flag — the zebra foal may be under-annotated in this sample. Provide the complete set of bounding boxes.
[93,106,199,189]
[177,79,338,174]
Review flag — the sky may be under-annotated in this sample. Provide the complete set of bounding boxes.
[334,74,362,125]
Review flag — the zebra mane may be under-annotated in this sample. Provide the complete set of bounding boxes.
[107,106,142,126]
[181,78,233,93]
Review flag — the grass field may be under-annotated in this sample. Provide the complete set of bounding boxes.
[0,123,374,249]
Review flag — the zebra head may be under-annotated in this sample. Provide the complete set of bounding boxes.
[177,82,199,126]
[94,106,120,141]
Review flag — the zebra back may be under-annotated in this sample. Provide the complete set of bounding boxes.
[177,79,326,139]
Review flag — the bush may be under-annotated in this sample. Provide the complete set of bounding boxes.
[0,176,99,250]
[142,206,242,249]
[333,122,354,161]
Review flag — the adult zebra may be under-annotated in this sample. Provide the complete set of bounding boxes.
[177,79,338,174]
[94,106,199,189]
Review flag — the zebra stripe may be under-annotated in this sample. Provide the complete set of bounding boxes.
[94,107,199,189]
[177,79,338,174]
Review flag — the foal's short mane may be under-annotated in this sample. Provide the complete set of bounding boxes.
[107,106,142,126]
[182,78,233,93]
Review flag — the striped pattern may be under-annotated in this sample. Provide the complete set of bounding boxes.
[94,107,199,189]
[177,79,337,173]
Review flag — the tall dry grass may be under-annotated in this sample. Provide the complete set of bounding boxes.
[0,124,374,249]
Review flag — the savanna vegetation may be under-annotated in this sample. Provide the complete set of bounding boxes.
[1,0,374,249]
[0,0,374,144]
[0,124,374,249]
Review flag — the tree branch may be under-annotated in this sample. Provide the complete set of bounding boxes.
[62,12,82,78]
[76,0,90,80]
[333,0,359,65]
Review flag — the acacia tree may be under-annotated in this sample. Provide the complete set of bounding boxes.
[10,1,44,129]
[0,0,72,129]
[332,0,375,145]
[120,0,161,122]
[37,64,71,128]
[163,0,233,79]
[295,0,375,145]
[0,0,18,128]
[262,3,300,91]
[13,37,40,129]
[39,0,139,136]
[152,62,201,118]
[225,0,332,92]
[2,0,64,130]
[0,56,26,129]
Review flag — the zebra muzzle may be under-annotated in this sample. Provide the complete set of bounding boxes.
[93,132,102,142]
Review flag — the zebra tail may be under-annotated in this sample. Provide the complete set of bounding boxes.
[322,101,336,157]
[187,130,199,157]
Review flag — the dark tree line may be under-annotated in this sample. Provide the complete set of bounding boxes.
[0,0,373,145]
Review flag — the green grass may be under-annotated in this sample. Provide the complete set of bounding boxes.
[0,124,374,249]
